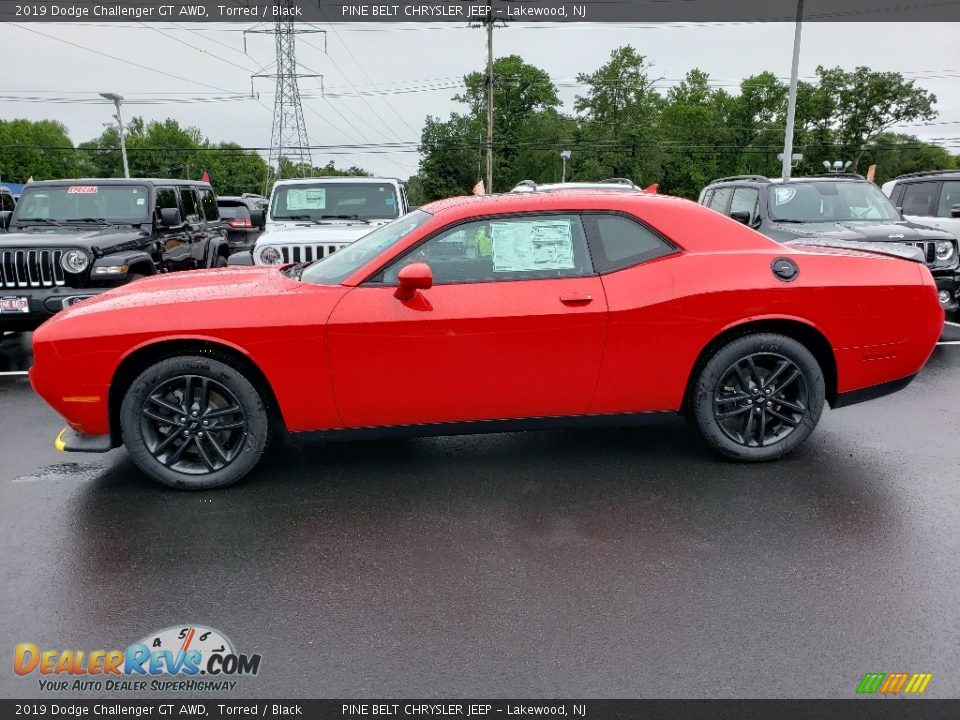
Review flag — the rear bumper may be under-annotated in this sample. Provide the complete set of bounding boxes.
[0,287,104,330]
[832,374,917,409]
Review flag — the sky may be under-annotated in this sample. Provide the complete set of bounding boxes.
[1,20,958,179]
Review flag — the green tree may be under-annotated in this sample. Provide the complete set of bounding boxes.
[0,119,83,182]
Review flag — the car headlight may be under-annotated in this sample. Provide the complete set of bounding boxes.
[259,246,282,265]
[936,241,955,261]
[61,249,89,274]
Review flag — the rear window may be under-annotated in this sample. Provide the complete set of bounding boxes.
[585,213,675,273]
[219,205,249,220]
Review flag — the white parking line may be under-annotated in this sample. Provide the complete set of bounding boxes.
[945,321,960,328]
[0,371,29,376]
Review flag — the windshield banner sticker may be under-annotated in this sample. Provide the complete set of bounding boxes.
[491,220,575,272]
[66,186,98,194]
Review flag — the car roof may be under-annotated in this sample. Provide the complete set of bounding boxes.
[23,178,214,188]
[421,188,683,218]
[271,176,401,186]
[707,174,869,187]
[890,170,960,182]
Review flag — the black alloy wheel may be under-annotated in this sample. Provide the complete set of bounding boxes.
[691,333,825,462]
[713,352,808,448]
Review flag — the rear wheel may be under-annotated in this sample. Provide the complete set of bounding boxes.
[120,356,269,489]
[691,333,825,462]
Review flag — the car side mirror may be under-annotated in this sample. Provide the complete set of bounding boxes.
[0,211,11,230]
[394,262,433,301]
[159,207,182,227]
[249,208,264,227]
[951,204,960,219]
[730,210,751,225]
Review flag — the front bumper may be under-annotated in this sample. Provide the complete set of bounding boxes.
[0,286,104,330]
[931,271,960,313]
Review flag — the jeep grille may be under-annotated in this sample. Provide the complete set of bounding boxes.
[0,249,66,288]
[905,241,937,264]
[276,243,348,264]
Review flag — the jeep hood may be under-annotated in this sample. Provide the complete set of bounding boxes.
[0,227,148,253]
[769,220,954,243]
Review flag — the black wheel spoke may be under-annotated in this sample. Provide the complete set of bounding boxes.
[715,351,808,450]
[768,408,800,426]
[148,394,184,416]
[717,406,751,420]
[139,374,247,476]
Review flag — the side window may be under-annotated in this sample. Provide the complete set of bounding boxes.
[730,187,760,223]
[707,187,733,213]
[585,214,675,273]
[937,181,960,217]
[179,187,201,223]
[900,182,938,217]
[1,193,13,212]
[154,187,180,223]
[198,188,219,222]
[382,214,593,285]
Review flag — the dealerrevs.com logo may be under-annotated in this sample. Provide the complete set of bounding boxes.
[14,624,262,692]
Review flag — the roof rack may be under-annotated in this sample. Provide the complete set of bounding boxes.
[801,172,866,180]
[598,178,638,187]
[893,169,959,180]
[709,175,772,184]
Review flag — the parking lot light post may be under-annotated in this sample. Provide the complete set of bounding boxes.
[561,150,571,183]
[100,92,130,179]
[781,0,804,181]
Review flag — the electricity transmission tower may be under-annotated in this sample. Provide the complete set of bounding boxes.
[246,7,324,183]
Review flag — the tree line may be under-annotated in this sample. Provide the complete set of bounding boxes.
[410,46,958,202]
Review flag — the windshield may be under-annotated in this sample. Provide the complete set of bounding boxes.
[768,181,901,223]
[270,182,400,221]
[13,184,150,224]
[300,210,433,285]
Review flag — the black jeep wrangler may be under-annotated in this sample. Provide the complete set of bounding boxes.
[0,178,231,331]
[698,174,960,312]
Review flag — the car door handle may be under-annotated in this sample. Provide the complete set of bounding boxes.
[559,292,594,305]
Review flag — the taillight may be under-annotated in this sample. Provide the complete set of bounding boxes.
[227,219,252,228]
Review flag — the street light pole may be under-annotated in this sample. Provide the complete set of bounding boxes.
[100,92,130,179]
[560,150,571,183]
[781,0,804,181]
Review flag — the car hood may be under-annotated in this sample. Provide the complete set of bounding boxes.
[258,219,388,246]
[769,219,955,243]
[0,226,148,252]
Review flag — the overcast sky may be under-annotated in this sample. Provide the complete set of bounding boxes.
[1,21,958,178]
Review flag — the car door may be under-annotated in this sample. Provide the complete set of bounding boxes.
[154,186,192,270]
[325,213,608,429]
[178,186,207,266]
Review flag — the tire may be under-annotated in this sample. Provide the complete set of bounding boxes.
[215,254,228,268]
[691,333,825,462]
[120,356,269,489]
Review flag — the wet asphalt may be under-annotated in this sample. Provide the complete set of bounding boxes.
[1,329,959,700]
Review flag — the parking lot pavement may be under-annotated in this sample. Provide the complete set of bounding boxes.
[1,334,959,699]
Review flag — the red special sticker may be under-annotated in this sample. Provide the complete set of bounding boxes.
[66,186,98,194]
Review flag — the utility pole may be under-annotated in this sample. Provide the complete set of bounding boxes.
[484,9,494,194]
[781,0,804,181]
[100,92,130,178]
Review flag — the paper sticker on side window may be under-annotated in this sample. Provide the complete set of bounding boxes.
[67,186,98,194]
[491,220,575,272]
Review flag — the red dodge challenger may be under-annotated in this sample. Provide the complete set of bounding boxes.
[30,190,942,489]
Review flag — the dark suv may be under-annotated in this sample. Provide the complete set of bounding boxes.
[0,178,229,331]
[699,174,960,311]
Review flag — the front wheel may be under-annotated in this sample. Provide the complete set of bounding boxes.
[691,333,825,462]
[120,356,269,489]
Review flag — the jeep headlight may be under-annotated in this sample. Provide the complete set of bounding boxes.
[935,241,955,261]
[61,249,89,274]
[259,246,282,265]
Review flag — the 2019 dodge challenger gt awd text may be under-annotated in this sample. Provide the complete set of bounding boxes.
[29,190,943,489]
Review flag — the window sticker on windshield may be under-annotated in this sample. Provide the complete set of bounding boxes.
[774,187,796,205]
[491,220,575,272]
[385,197,395,206]
[136,198,145,205]
[67,186,98,194]
[286,188,326,210]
